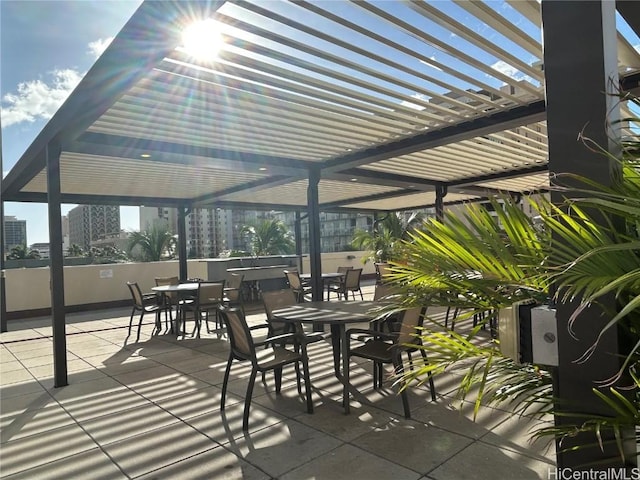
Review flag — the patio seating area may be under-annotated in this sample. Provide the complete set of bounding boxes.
[1,282,555,479]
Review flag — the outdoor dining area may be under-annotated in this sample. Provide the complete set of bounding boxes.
[2,0,639,476]
[1,278,556,479]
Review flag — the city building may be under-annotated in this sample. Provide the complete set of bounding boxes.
[68,205,121,251]
[3,216,27,254]
[61,215,70,253]
[140,206,443,257]
[139,206,178,233]
[29,243,50,259]
[140,206,274,258]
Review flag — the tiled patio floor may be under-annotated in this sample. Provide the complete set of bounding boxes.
[1,283,555,479]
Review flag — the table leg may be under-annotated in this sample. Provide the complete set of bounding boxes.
[329,324,351,413]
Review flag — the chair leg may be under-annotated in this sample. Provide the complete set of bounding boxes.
[127,308,136,337]
[221,355,233,409]
[243,370,258,431]
[135,311,145,342]
[294,361,302,395]
[420,350,437,402]
[393,353,410,418]
[301,353,313,414]
[154,311,162,334]
[167,301,173,332]
[274,367,283,393]
[451,307,459,331]
[195,310,202,338]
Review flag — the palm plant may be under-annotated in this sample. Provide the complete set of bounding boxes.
[387,195,554,417]
[352,211,425,263]
[240,218,294,256]
[127,224,176,262]
[8,244,41,260]
[386,107,640,459]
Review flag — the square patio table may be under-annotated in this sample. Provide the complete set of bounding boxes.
[271,300,383,413]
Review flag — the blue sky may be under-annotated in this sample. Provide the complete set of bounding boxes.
[1,0,143,244]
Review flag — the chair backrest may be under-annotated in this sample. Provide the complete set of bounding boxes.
[336,266,353,274]
[226,273,243,290]
[284,270,302,290]
[375,263,391,283]
[225,274,243,302]
[396,307,427,346]
[262,289,297,320]
[155,276,179,300]
[262,289,298,335]
[198,282,225,308]
[374,283,398,302]
[155,276,179,287]
[343,268,362,289]
[218,307,255,360]
[127,281,144,307]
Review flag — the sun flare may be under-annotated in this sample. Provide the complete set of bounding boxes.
[181,19,224,61]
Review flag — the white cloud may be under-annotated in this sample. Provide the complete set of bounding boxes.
[1,69,83,127]
[88,37,113,59]
[400,92,429,111]
[491,60,521,79]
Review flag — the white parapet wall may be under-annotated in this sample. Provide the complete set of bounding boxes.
[5,252,373,314]
[300,252,375,277]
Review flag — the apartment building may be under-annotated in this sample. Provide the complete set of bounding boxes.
[68,205,121,250]
[3,216,27,253]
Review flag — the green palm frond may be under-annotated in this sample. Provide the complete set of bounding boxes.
[241,219,294,256]
[398,329,553,420]
[388,195,549,313]
[127,224,176,262]
[532,371,640,462]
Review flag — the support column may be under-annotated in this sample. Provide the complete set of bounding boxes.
[435,184,447,222]
[307,167,322,301]
[177,206,188,281]
[47,141,68,387]
[294,210,303,274]
[542,0,632,468]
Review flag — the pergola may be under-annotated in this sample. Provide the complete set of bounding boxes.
[2,0,639,468]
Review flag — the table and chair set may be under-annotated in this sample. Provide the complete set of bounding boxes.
[126,267,437,430]
[126,273,245,340]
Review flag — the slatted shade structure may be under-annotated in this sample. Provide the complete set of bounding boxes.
[4,0,637,213]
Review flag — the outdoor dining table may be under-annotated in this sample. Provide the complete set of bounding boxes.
[271,300,384,414]
[151,282,200,335]
[299,272,345,300]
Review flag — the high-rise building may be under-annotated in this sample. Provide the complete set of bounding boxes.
[276,211,374,253]
[3,216,27,253]
[140,206,275,258]
[139,206,178,233]
[141,206,433,257]
[68,205,121,250]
